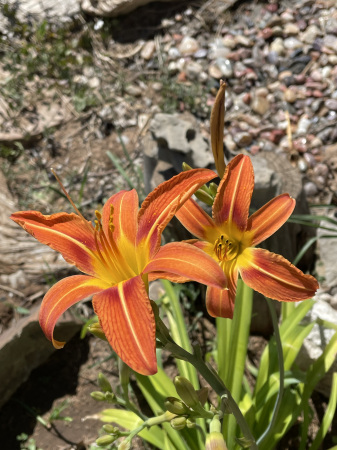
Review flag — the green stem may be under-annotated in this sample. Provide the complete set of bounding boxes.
[156,319,257,449]
[256,298,285,447]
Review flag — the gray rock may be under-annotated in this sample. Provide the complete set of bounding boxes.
[296,298,337,398]
[317,215,337,289]
[0,306,82,409]
[1,0,79,24]
[142,113,214,193]
[81,0,178,17]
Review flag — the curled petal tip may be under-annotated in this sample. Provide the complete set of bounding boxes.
[52,339,66,349]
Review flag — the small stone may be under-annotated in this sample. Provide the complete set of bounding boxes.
[185,61,203,81]
[324,35,337,52]
[313,163,329,179]
[298,159,308,172]
[233,131,253,147]
[141,41,155,60]
[224,134,237,152]
[168,47,180,60]
[283,37,302,50]
[301,24,320,44]
[310,70,322,82]
[325,99,337,111]
[216,58,233,77]
[251,96,270,115]
[293,137,308,153]
[125,84,142,96]
[234,35,253,47]
[152,82,162,92]
[194,48,207,59]
[297,115,311,135]
[168,61,179,74]
[178,36,199,55]
[284,23,300,36]
[208,39,231,59]
[208,63,222,79]
[270,37,285,55]
[284,88,297,103]
[303,181,318,196]
[303,152,316,168]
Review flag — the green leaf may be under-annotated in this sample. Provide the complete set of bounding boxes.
[310,373,337,450]
[217,281,253,447]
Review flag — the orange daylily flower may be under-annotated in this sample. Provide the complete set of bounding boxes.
[11,169,227,375]
[175,154,319,319]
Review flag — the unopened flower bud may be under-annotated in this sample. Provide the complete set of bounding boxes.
[186,418,196,428]
[98,372,113,393]
[174,377,200,409]
[96,434,116,446]
[194,189,214,206]
[164,397,189,415]
[210,80,226,178]
[170,416,187,430]
[88,322,107,341]
[182,162,193,171]
[205,432,228,450]
[205,415,228,450]
[104,391,116,403]
[118,439,131,450]
[90,391,106,401]
[209,182,218,197]
[102,424,119,434]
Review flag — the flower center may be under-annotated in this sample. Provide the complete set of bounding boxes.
[93,207,135,283]
[214,234,239,262]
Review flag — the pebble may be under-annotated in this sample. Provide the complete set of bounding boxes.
[208,63,223,79]
[141,41,155,60]
[216,58,233,78]
[301,24,321,44]
[325,99,337,111]
[284,88,297,103]
[304,181,319,196]
[283,37,303,50]
[168,47,180,59]
[233,131,253,147]
[185,61,203,80]
[251,96,270,115]
[178,36,199,55]
[296,115,311,135]
[284,23,300,36]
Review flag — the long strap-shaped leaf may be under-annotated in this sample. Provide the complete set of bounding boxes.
[216,280,253,448]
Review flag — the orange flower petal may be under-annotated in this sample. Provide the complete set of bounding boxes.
[102,190,138,248]
[137,168,216,256]
[92,275,157,376]
[206,260,238,318]
[39,275,106,348]
[144,242,227,289]
[238,248,318,302]
[10,211,100,276]
[247,194,296,246]
[213,155,254,231]
[175,198,216,241]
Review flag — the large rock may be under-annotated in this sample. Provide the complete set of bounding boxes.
[296,297,337,398]
[0,0,79,25]
[143,112,215,194]
[81,0,178,17]
[317,215,337,290]
[0,306,82,409]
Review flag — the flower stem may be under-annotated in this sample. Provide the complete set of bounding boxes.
[156,317,257,449]
[256,297,285,447]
